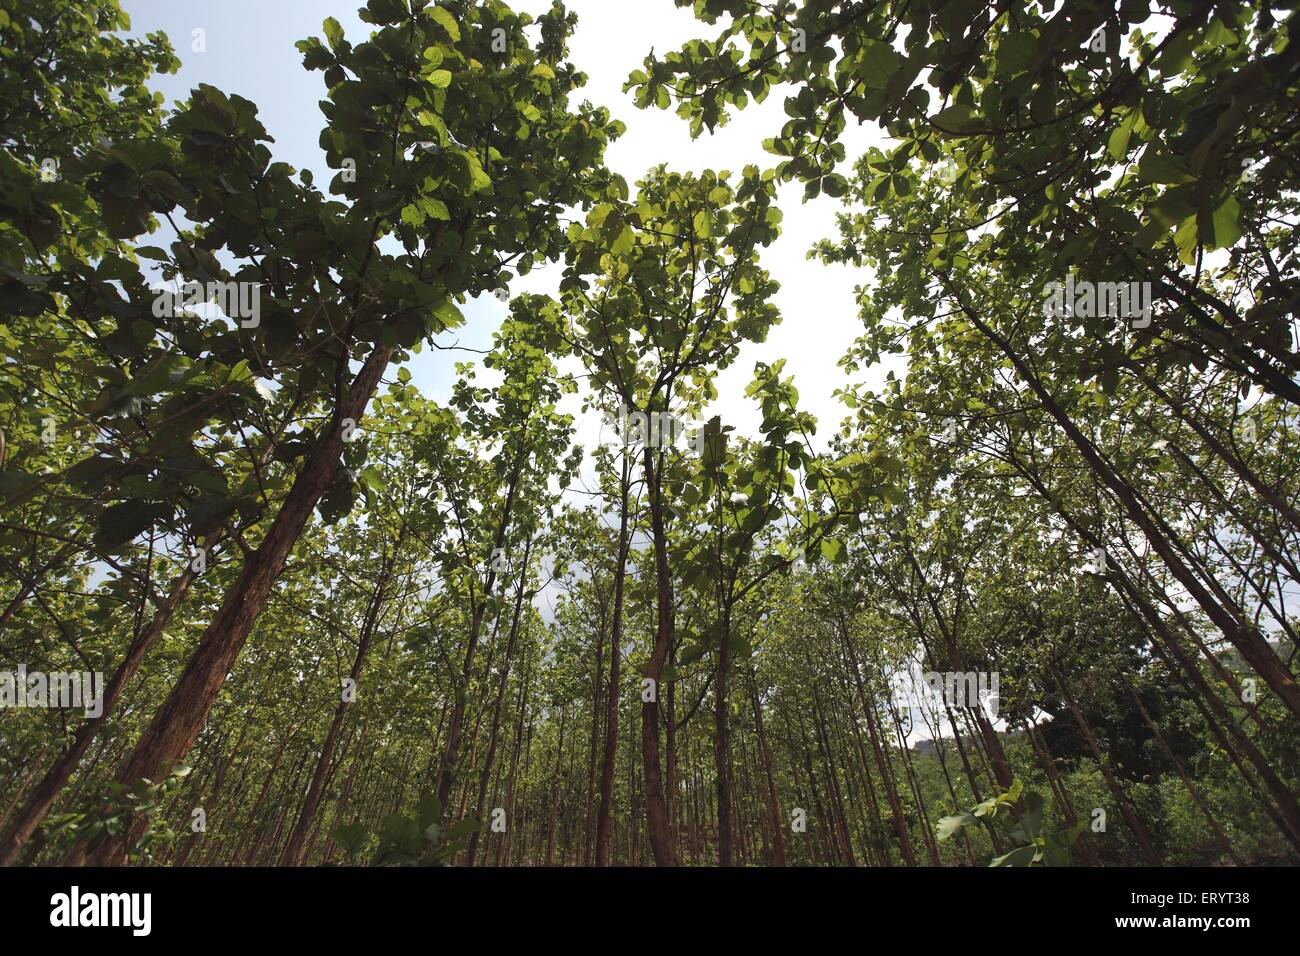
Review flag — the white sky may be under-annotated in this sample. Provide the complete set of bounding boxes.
[513,0,889,450]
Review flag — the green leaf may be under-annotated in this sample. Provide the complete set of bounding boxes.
[1138,150,1194,185]
[329,822,368,857]
[358,466,383,507]
[996,32,1036,76]
[186,494,240,536]
[322,17,344,51]
[0,470,41,505]
[432,296,465,330]
[95,500,174,550]
[416,794,443,830]
[1007,792,1045,843]
[66,456,119,489]
[936,812,975,841]
[378,814,422,855]
[1107,118,1133,162]
[610,224,634,255]
[1204,16,1238,47]
[123,354,190,397]
[428,6,460,42]
[461,151,490,192]
[858,39,902,90]
[931,104,977,135]
[1174,214,1199,265]
[99,193,152,239]
[990,845,1039,867]
[442,818,481,841]
[1211,194,1241,249]
[693,209,712,238]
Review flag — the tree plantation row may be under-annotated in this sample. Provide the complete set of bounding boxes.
[0,0,1297,868]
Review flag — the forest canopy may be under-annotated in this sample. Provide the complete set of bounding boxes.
[0,0,1297,871]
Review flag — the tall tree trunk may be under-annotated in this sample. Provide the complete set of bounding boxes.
[496,647,529,866]
[465,537,532,866]
[595,455,632,866]
[583,590,607,865]
[639,446,677,865]
[1123,676,1242,864]
[1022,719,1101,867]
[747,664,785,866]
[82,343,393,865]
[1054,667,1162,866]
[1009,450,1300,851]
[435,432,527,809]
[544,705,566,866]
[0,408,299,866]
[0,547,202,865]
[810,683,856,866]
[279,535,401,866]
[837,613,918,865]
[714,598,734,866]
[954,288,1300,719]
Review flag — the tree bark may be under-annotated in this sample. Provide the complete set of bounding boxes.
[595,455,632,865]
[81,343,393,865]
[279,532,401,866]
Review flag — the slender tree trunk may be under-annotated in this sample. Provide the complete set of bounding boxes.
[82,344,393,865]
[838,614,918,865]
[888,704,941,865]
[465,537,532,866]
[1010,452,1300,850]
[279,536,400,866]
[1055,667,1162,866]
[810,683,856,866]
[955,289,1300,719]
[714,599,734,866]
[1022,719,1101,867]
[747,665,785,866]
[1122,676,1243,865]
[436,432,527,809]
[640,447,677,865]
[0,549,200,865]
[595,456,632,866]
[583,592,607,865]
[544,705,566,866]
